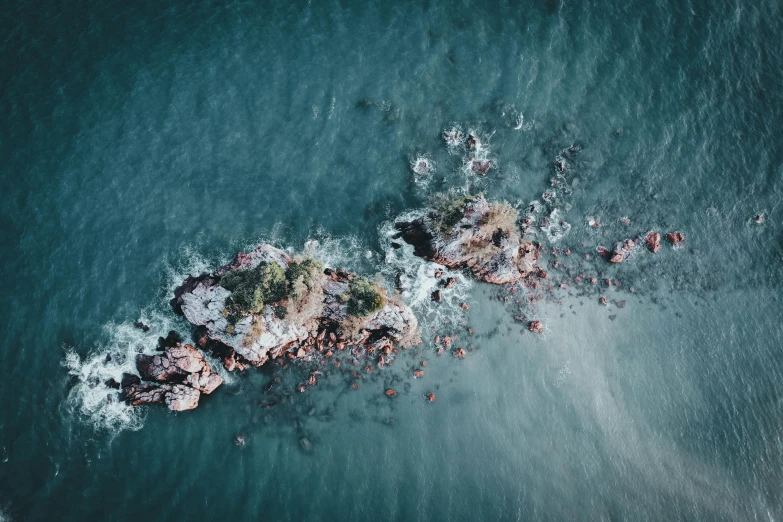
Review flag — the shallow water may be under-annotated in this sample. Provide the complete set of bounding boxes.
[2,0,783,520]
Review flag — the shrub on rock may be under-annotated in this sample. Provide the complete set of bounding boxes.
[347,276,386,317]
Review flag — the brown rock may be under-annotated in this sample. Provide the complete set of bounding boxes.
[385,389,397,397]
[666,232,685,243]
[609,242,626,263]
[645,232,661,253]
[528,321,544,334]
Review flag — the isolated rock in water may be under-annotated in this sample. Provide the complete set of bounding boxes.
[645,232,661,253]
[121,343,223,412]
[666,232,685,243]
[394,194,539,284]
[528,320,545,334]
[172,244,419,370]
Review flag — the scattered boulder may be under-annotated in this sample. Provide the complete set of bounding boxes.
[666,232,685,243]
[645,232,661,253]
[609,242,626,263]
[134,321,150,332]
[120,343,223,412]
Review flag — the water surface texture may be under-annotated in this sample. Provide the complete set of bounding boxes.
[2,0,783,520]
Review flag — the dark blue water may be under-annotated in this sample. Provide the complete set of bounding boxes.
[2,0,783,520]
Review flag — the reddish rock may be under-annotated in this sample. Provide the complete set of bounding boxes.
[421,360,428,367]
[645,232,661,253]
[459,302,470,310]
[427,393,436,403]
[454,348,467,358]
[599,296,607,305]
[609,242,626,263]
[413,370,424,378]
[385,389,397,397]
[528,321,544,334]
[666,232,685,243]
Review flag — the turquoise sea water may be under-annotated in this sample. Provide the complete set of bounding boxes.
[2,0,783,520]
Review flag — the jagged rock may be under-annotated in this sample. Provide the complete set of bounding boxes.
[134,321,150,332]
[395,195,539,285]
[609,242,626,263]
[528,320,544,334]
[120,342,223,412]
[121,373,141,388]
[645,232,661,253]
[431,290,443,303]
[136,343,222,394]
[157,330,182,351]
[120,382,200,412]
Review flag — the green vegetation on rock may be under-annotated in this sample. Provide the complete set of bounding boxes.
[220,262,287,315]
[346,276,386,317]
[430,192,476,234]
[273,305,288,319]
[286,258,323,298]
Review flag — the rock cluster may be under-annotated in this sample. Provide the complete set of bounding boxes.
[120,343,223,411]
[172,244,419,373]
[394,194,539,285]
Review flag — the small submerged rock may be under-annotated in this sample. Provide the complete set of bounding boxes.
[528,321,544,334]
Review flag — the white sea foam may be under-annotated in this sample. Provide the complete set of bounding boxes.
[410,153,435,188]
[379,213,473,331]
[62,317,164,433]
[541,209,572,243]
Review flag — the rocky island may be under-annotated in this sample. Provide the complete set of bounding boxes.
[120,244,420,411]
[394,193,540,285]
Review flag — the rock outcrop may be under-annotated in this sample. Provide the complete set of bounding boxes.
[120,343,223,411]
[172,244,420,371]
[394,194,539,284]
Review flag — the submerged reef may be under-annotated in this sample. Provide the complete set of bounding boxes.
[121,244,420,411]
[394,193,540,285]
